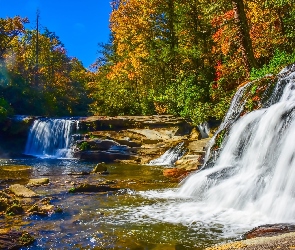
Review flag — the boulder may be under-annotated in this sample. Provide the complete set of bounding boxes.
[9,184,38,198]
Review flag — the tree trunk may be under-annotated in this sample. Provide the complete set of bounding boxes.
[232,0,258,74]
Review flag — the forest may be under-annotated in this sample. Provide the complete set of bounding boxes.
[0,0,295,125]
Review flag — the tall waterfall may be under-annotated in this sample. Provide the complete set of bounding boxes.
[24,118,79,158]
[137,65,295,232]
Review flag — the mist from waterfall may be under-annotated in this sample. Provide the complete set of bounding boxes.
[24,118,79,158]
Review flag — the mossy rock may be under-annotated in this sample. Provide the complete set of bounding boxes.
[6,203,24,215]
[92,163,108,173]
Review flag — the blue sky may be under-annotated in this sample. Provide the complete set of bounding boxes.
[0,0,112,68]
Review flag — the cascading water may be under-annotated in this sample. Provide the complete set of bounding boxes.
[148,142,186,166]
[134,65,295,237]
[24,118,79,158]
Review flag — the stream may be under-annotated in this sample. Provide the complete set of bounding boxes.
[0,158,230,249]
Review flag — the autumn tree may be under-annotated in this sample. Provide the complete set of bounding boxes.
[1,17,91,116]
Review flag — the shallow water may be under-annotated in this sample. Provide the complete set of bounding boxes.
[0,158,238,249]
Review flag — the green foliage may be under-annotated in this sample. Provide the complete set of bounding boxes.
[0,97,12,123]
[250,50,295,80]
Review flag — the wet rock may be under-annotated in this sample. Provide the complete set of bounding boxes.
[75,150,130,162]
[68,183,119,193]
[28,178,50,186]
[0,199,8,212]
[9,184,38,198]
[92,162,108,173]
[243,224,295,239]
[0,165,32,184]
[6,203,24,215]
[76,139,119,151]
[27,198,62,216]
[0,191,13,200]
[0,230,35,249]
[163,168,188,179]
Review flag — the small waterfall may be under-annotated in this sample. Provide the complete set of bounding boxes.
[177,64,295,223]
[148,142,186,166]
[24,118,79,158]
[197,122,210,139]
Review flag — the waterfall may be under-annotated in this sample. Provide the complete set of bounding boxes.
[148,142,186,166]
[24,118,79,158]
[176,65,295,223]
[203,81,254,166]
[197,122,210,139]
[135,65,295,233]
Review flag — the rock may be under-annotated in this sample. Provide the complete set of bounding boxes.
[27,198,61,216]
[0,191,13,200]
[6,203,24,215]
[0,165,32,183]
[76,139,119,151]
[0,230,35,249]
[9,184,38,198]
[28,178,50,186]
[75,150,130,162]
[80,115,191,131]
[68,183,119,193]
[243,224,295,239]
[68,172,90,176]
[0,199,8,212]
[116,138,141,147]
[92,162,108,173]
[163,168,188,179]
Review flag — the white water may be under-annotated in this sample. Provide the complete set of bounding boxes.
[24,118,79,158]
[134,65,295,237]
[197,122,210,139]
[203,81,254,164]
[148,142,186,166]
